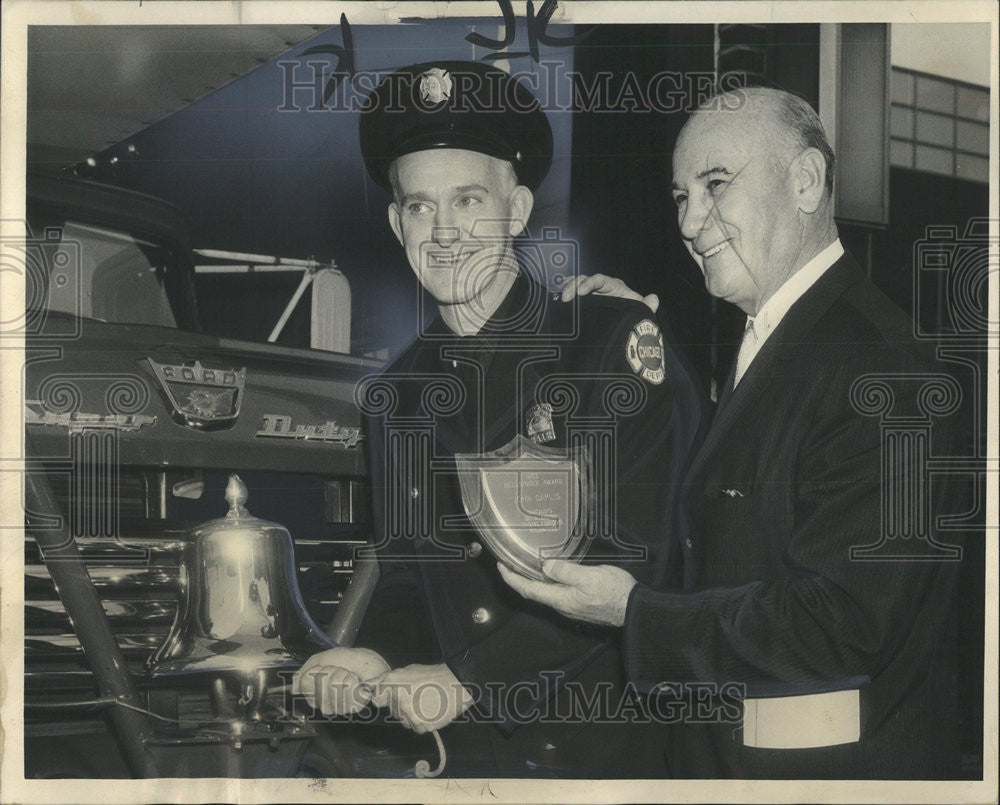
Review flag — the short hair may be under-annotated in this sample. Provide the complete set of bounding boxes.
[698,86,835,195]
[387,153,519,203]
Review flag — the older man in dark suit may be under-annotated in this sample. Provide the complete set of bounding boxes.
[502,86,964,779]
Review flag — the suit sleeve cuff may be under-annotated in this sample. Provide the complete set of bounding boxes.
[622,583,689,693]
[622,582,645,687]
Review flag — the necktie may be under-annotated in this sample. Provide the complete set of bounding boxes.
[733,317,758,388]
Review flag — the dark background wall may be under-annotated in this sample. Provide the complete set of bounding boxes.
[569,24,716,383]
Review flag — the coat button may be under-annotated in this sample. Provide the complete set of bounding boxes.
[685,538,694,549]
[467,541,483,559]
[409,487,420,499]
[472,607,490,625]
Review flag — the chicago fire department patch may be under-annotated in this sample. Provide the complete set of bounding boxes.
[626,319,665,385]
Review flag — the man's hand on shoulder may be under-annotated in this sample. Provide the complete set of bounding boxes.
[559,273,659,313]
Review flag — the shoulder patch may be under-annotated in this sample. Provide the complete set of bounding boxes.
[626,319,665,385]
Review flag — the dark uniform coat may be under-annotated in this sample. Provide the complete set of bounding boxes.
[356,272,705,777]
[623,253,964,778]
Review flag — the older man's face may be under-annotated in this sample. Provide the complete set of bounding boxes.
[388,148,525,308]
[671,110,802,315]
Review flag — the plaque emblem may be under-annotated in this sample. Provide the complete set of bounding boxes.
[147,358,246,430]
[455,435,594,581]
[525,402,556,444]
[626,319,665,385]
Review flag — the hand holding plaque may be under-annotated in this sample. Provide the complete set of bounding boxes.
[455,435,595,581]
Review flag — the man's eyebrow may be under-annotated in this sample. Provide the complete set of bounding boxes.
[399,185,489,205]
[696,166,733,179]
[671,166,732,191]
[399,191,430,206]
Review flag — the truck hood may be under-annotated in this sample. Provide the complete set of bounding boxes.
[25,315,383,476]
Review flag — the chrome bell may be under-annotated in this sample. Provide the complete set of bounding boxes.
[147,474,336,678]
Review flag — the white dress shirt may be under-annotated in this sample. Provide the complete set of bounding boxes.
[733,239,844,387]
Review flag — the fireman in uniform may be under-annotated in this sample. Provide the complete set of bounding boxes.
[295,61,706,777]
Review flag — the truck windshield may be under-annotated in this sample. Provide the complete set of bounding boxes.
[43,220,178,328]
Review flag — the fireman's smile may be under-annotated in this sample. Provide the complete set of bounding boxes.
[427,245,481,268]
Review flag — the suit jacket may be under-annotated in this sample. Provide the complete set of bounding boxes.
[623,253,964,779]
[356,273,706,775]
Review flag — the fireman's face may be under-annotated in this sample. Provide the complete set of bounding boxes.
[387,148,533,308]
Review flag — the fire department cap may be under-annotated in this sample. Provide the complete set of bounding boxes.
[359,61,553,192]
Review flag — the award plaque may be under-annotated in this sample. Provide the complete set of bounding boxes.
[455,435,594,580]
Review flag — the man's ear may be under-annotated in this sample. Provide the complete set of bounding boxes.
[793,147,827,214]
[507,185,534,237]
[387,203,404,247]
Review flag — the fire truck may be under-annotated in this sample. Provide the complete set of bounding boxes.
[22,170,384,778]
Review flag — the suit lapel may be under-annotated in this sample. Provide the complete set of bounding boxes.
[688,336,781,483]
[713,354,740,413]
[684,254,866,485]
